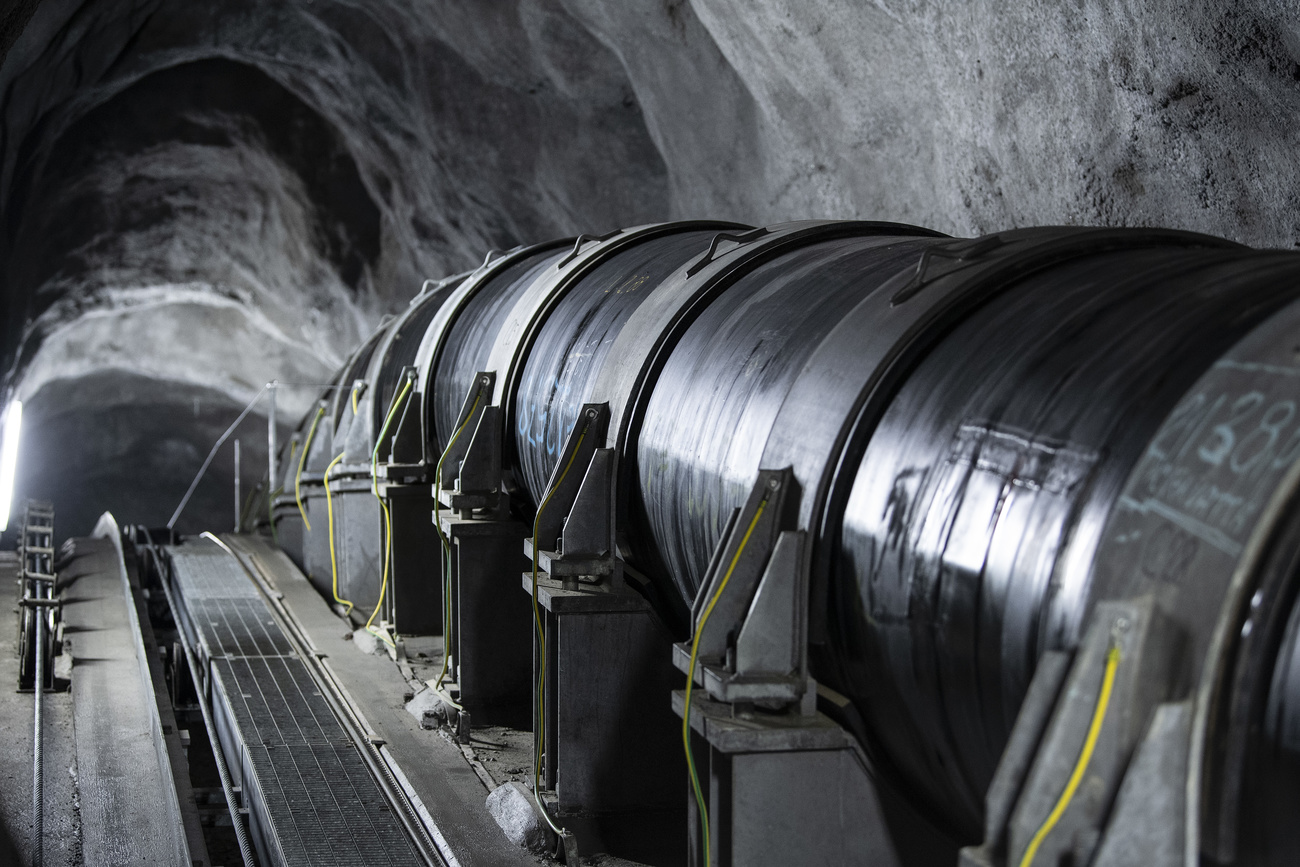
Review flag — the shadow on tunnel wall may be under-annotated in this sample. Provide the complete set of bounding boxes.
[0,818,16,867]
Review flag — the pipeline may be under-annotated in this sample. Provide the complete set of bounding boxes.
[278,219,1300,863]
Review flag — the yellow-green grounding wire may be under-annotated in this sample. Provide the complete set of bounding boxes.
[529,420,590,838]
[683,496,767,867]
[1017,643,1121,867]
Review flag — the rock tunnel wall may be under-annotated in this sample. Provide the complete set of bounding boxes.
[1,0,1299,535]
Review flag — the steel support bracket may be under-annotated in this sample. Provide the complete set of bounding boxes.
[525,403,615,584]
[435,371,495,494]
[384,366,423,468]
[672,467,810,708]
[961,595,1186,867]
[524,445,618,582]
[532,403,610,552]
[438,405,507,516]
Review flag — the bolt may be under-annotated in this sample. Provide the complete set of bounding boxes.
[1110,616,1131,645]
[767,478,780,490]
[587,408,598,419]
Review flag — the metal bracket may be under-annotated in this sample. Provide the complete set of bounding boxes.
[962,596,1185,867]
[734,529,807,679]
[436,372,495,492]
[412,270,470,305]
[672,467,811,708]
[453,406,504,508]
[350,378,368,405]
[557,830,580,863]
[686,227,771,276]
[890,234,1006,305]
[385,366,422,466]
[555,230,623,269]
[555,447,615,562]
[531,404,610,554]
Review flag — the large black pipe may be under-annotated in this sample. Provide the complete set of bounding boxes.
[513,226,729,502]
[282,220,1300,860]
[830,240,1300,835]
[632,230,947,613]
[433,245,569,454]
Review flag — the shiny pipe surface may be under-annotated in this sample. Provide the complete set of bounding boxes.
[324,326,389,461]
[341,280,466,467]
[633,233,947,611]
[832,244,1300,836]
[513,228,722,505]
[433,247,566,453]
[371,279,462,443]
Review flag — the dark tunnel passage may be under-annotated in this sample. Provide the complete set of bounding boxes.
[9,57,384,317]
[1,56,386,535]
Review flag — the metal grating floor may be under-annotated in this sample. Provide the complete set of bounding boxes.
[171,546,263,599]
[169,540,423,866]
[187,596,296,659]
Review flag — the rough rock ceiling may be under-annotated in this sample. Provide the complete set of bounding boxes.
[1,0,1298,535]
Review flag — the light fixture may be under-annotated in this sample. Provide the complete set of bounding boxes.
[0,400,23,532]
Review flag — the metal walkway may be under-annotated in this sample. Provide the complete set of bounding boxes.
[167,539,427,867]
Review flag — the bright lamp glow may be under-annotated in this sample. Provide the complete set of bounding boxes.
[0,400,23,532]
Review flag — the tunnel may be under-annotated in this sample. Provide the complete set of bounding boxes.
[2,3,1300,867]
